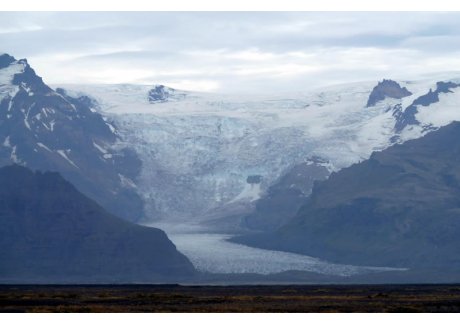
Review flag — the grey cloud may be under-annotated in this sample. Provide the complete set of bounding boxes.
[2,12,460,93]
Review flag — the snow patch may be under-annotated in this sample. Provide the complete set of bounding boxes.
[23,104,34,130]
[57,150,79,169]
[10,146,20,163]
[49,120,55,131]
[2,136,11,148]
[0,61,24,101]
[7,97,14,112]
[37,142,51,152]
[93,141,108,154]
[416,86,460,127]
[20,82,34,96]
[0,61,24,85]
[24,118,30,130]
[105,122,116,134]
[118,173,137,189]
[230,183,261,203]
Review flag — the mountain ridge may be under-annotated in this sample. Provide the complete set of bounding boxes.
[231,121,460,272]
[0,53,145,222]
[366,79,412,107]
[0,164,195,283]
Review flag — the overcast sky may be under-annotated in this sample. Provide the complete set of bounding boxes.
[1,12,460,93]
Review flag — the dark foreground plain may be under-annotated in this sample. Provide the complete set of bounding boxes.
[1,284,460,312]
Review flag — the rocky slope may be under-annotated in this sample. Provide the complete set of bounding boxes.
[366,79,412,107]
[239,158,331,231]
[232,122,460,270]
[148,85,187,103]
[0,53,144,222]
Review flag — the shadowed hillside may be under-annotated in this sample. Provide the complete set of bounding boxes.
[0,165,195,283]
[233,122,460,272]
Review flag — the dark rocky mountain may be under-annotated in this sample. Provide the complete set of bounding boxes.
[0,165,195,283]
[366,79,412,107]
[232,122,460,270]
[394,81,459,132]
[148,85,187,103]
[0,54,16,69]
[0,53,144,222]
[240,158,330,231]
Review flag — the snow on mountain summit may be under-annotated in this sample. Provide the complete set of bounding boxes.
[0,54,30,100]
[0,54,145,222]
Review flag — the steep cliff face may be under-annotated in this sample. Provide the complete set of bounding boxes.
[366,79,412,107]
[0,165,195,283]
[148,85,187,103]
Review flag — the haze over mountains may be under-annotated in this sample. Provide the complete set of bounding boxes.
[2,52,460,282]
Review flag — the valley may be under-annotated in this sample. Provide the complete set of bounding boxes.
[151,222,403,276]
[3,52,460,282]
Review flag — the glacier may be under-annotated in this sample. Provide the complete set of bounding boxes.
[56,77,459,222]
[56,76,460,275]
[150,221,405,275]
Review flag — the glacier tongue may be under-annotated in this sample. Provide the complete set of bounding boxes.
[168,232,404,275]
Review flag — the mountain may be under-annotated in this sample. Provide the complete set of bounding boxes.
[198,159,330,233]
[148,85,187,103]
[393,81,459,132]
[236,78,460,233]
[239,158,331,231]
[366,79,412,107]
[0,165,195,283]
[0,54,144,222]
[232,122,460,271]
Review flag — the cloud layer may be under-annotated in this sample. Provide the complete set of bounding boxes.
[1,12,460,93]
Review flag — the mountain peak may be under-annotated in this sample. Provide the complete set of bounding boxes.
[0,53,50,95]
[148,84,187,103]
[0,53,17,69]
[0,54,145,222]
[366,79,412,107]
